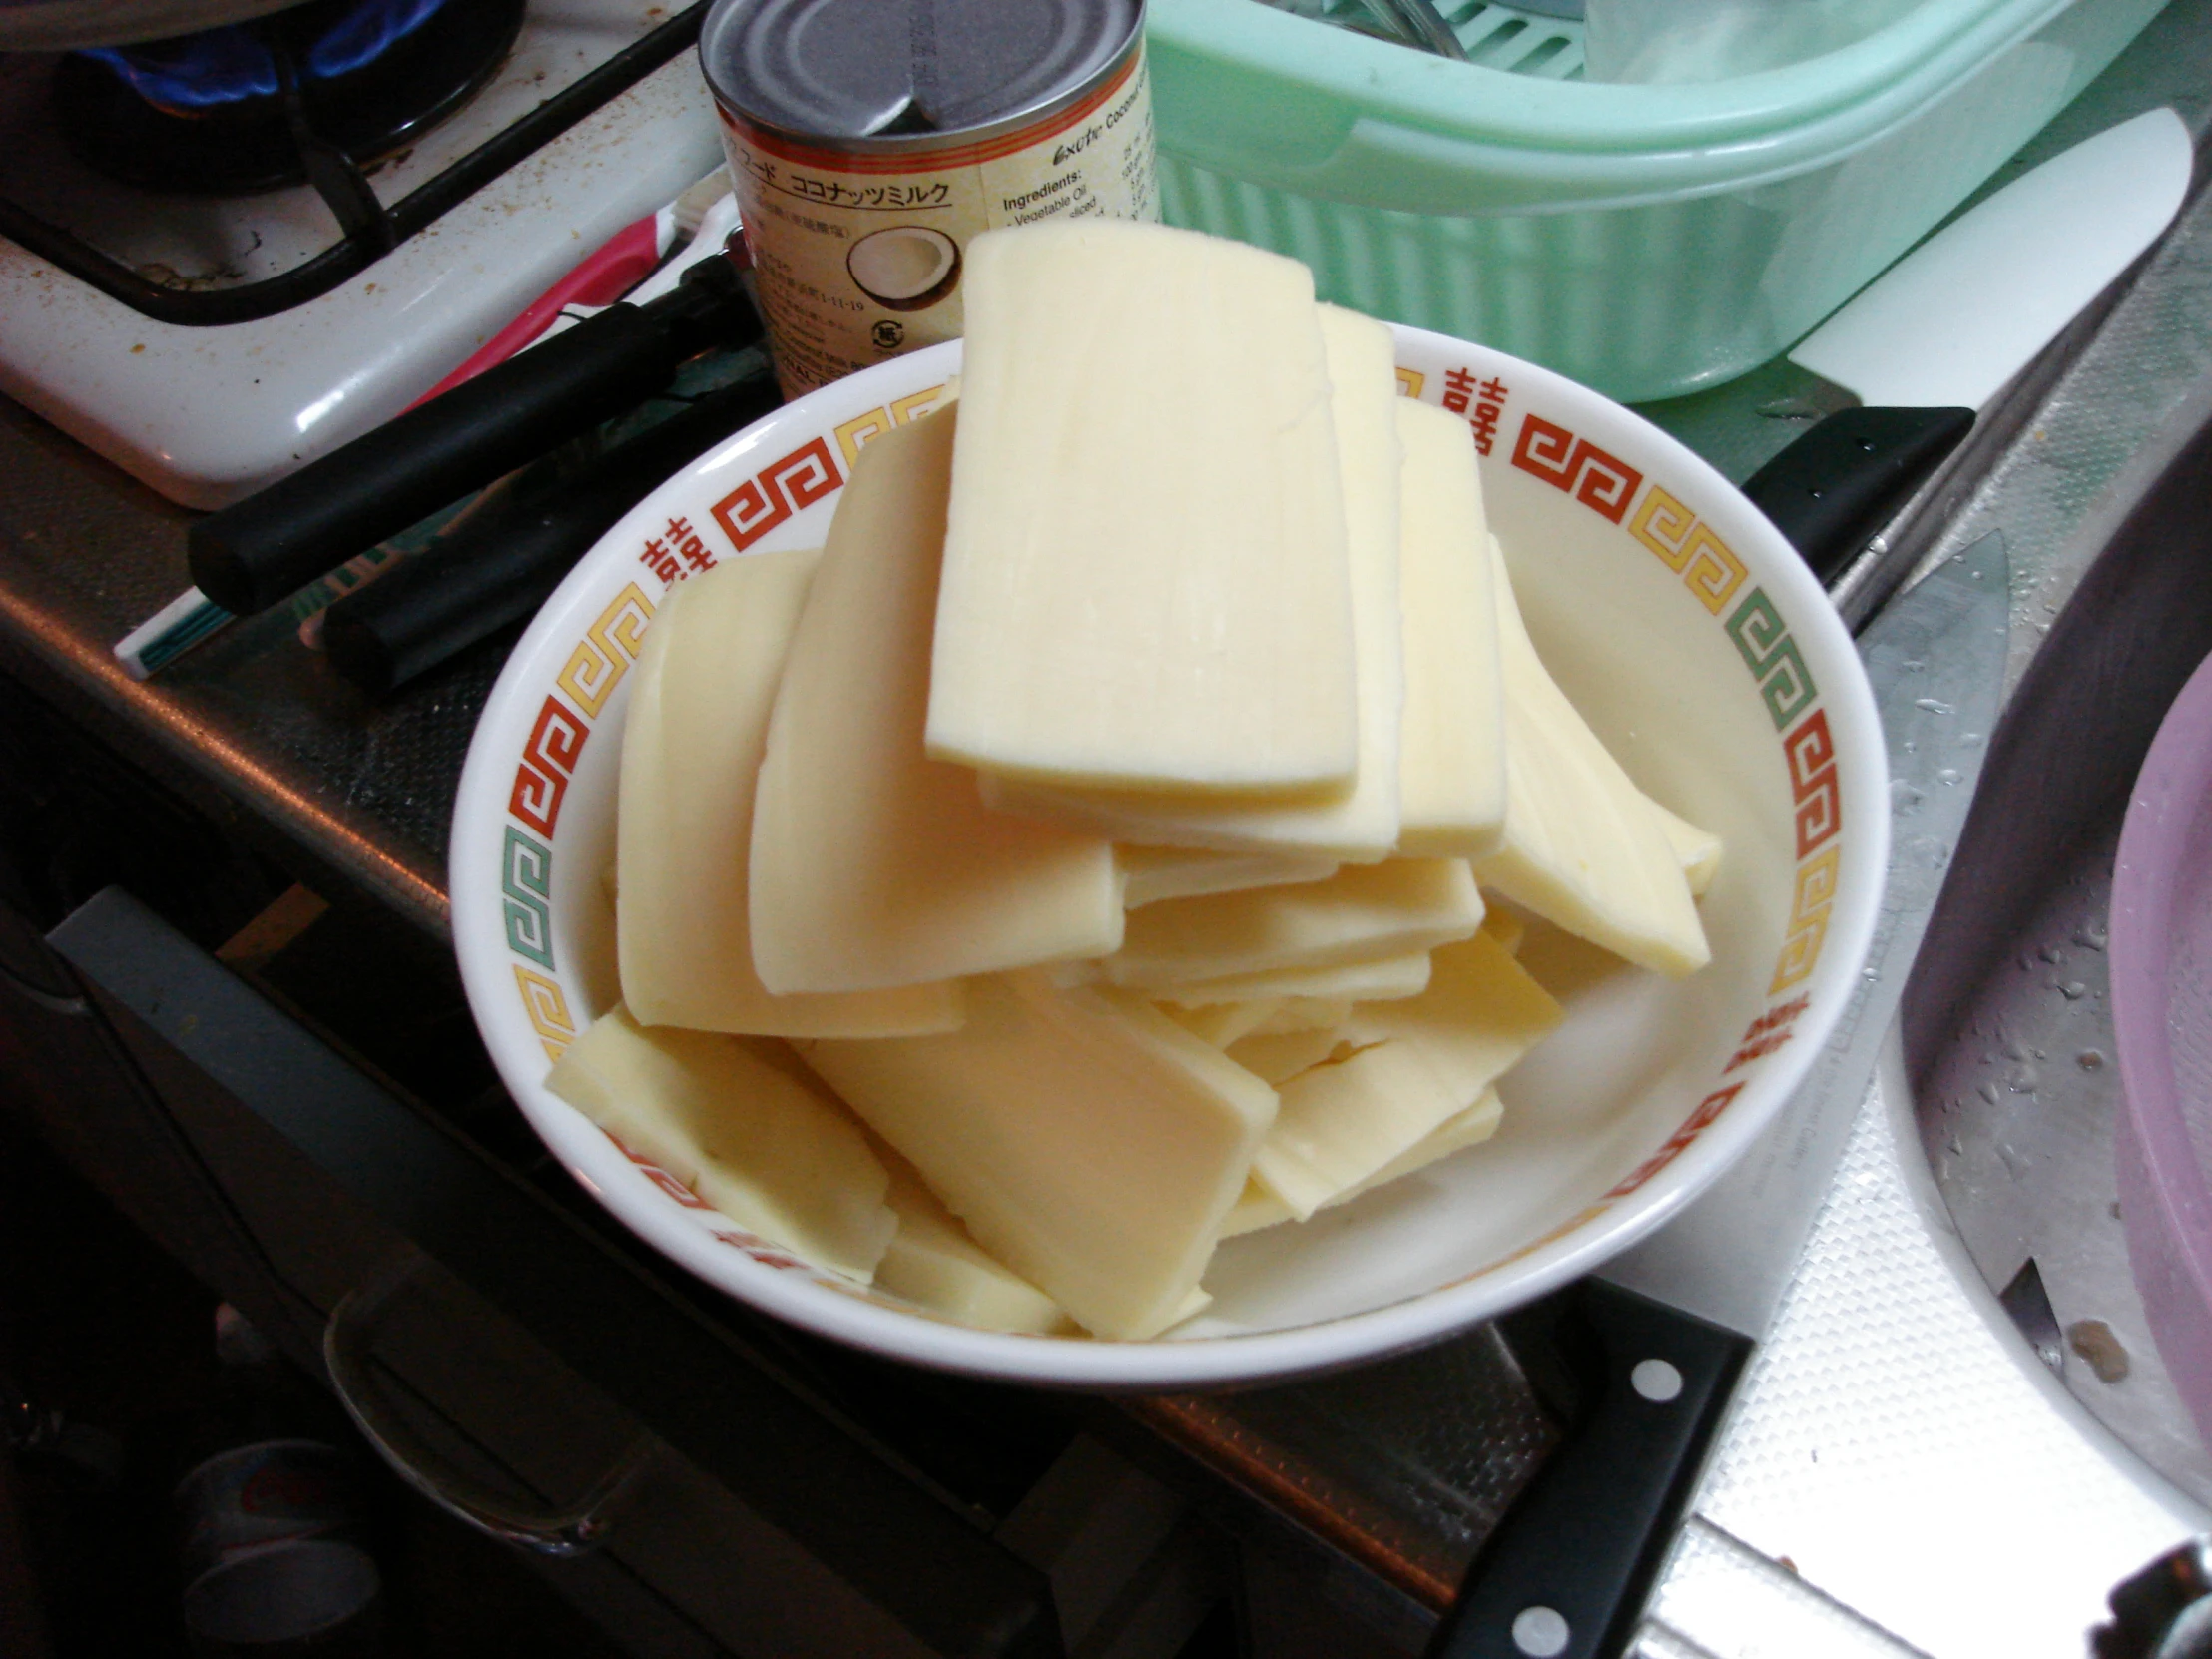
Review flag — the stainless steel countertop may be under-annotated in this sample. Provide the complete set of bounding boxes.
[8,9,2212,1652]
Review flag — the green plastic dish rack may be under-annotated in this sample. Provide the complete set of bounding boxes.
[1148,0,2169,401]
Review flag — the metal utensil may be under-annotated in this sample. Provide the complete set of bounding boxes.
[1254,0,1469,58]
[1358,0,1469,58]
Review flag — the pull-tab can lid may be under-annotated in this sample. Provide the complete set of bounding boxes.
[701,0,1144,150]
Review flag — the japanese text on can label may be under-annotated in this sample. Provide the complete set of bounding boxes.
[721,48,1157,397]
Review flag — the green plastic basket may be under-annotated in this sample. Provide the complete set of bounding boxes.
[1149,0,2168,400]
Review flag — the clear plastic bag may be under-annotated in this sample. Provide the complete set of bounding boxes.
[1581,0,1927,82]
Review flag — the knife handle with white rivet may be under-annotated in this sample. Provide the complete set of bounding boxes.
[1423,1280,1751,1659]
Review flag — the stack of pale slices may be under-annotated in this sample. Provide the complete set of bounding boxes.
[547,221,1719,1343]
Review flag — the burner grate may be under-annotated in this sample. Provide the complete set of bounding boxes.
[0,0,708,325]
[60,0,525,197]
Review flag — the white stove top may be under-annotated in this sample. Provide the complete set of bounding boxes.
[0,1,722,508]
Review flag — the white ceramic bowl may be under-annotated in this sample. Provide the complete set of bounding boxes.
[450,328,1887,1389]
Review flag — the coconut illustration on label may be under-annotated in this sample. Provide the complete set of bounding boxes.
[700,0,1156,396]
[849,227,962,312]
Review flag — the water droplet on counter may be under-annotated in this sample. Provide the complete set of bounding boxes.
[2058,981,2088,1001]
[1979,1081,2001,1105]
[1891,781,1926,816]
[1998,1143,2030,1180]
[2004,1039,2031,1061]
[1915,698,1955,715]
[2039,944,2064,964]
[1960,731,1983,747]
[1937,767,1962,786]
[2077,1049,2106,1071]
[1947,1134,1963,1156]
[2007,1065,2039,1093]
[2073,924,2108,951]
[1903,835,1950,872]
[1903,738,1919,755]
[1861,964,1880,981]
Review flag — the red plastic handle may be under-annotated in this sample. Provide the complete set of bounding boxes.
[411,214,665,408]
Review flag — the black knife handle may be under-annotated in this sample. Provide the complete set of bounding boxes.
[321,372,786,696]
[1424,1280,1752,1659]
[1744,405,1975,585]
[188,256,762,616]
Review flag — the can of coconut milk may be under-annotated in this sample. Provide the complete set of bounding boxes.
[700,0,1155,397]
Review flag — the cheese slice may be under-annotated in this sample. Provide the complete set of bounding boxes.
[1221,1181,1295,1239]
[1655,804,1724,897]
[1252,930,1560,1217]
[1333,1087,1504,1205]
[1473,537,1711,977]
[1154,950,1432,1007]
[617,549,963,1037]
[1255,1042,1460,1218]
[1328,929,1564,1095]
[1395,399,1506,858]
[1162,999,1285,1048]
[1225,1027,1345,1087]
[1101,858,1482,990]
[1118,846,1339,910]
[876,1157,1069,1335]
[1164,1286,1214,1329]
[926,221,1358,796]
[1481,905,1527,956]
[546,1004,896,1282]
[1217,1087,1504,1239]
[750,406,1123,994]
[974,303,1403,859]
[801,973,1274,1340]
[1250,997,1355,1034]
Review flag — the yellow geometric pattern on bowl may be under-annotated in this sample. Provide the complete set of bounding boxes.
[513,964,578,1065]
[1771,842,1841,994]
[1629,484,1747,616]
[555,583,656,719]
[832,381,952,472]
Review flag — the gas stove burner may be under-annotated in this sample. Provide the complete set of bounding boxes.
[55,0,527,196]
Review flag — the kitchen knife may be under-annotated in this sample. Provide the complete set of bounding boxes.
[321,367,784,697]
[1747,108,2190,581]
[1427,534,2012,1659]
[187,248,763,618]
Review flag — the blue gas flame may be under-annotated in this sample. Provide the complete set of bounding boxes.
[79,0,451,112]
[81,32,276,110]
[307,0,449,80]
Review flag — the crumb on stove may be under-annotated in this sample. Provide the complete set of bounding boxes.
[2065,1319,2130,1383]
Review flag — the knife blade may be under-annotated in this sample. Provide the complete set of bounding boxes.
[1427,535,2012,1659]
[1747,108,2190,582]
